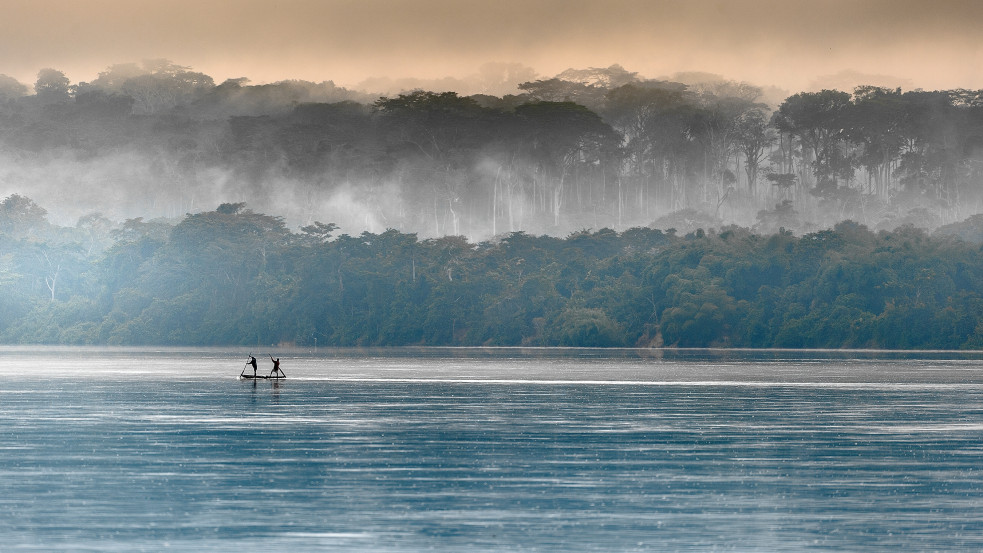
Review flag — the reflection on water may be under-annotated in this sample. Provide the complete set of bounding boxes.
[0,348,982,552]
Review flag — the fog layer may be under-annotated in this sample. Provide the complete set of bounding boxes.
[2,61,983,239]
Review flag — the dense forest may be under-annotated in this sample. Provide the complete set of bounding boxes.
[4,61,983,347]
[3,61,983,239]
[4,195,983,348]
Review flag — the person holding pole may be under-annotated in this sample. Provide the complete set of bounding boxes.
[270,355,284,378]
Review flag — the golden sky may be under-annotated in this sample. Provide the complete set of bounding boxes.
[3,0,982,92]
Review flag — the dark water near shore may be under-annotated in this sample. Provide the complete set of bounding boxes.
[2,347,983,551]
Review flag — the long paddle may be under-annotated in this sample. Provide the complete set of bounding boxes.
[239,353,253,377]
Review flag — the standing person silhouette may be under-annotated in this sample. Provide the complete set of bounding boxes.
[249,355,258,378]
[270,355,284,378]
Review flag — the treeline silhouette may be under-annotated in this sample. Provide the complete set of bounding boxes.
[5,196,983,348]
[3,62,983,237]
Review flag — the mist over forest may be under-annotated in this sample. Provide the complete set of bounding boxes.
[4,60,983,347]
[3,60,983,240]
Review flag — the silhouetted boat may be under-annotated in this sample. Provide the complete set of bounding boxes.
[239,356,285,379]
[239,373,285,380]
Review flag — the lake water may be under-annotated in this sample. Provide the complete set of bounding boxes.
[2,347,983,552]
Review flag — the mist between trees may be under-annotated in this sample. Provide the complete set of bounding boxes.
[3,61,983,239]
[4,61,983,347]
[4,195,983,348]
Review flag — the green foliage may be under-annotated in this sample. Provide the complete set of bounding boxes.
[4,197,983,349]
[548,307,626,347]
[12,64,983,348]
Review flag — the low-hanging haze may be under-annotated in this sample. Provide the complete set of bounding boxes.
[2,0,983,239]
[3,0,982,93]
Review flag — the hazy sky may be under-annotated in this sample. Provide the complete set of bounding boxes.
[3,0,982,92]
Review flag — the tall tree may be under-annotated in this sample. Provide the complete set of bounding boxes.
[735,109,774,194]
[34,68,71,104]
[846,86,906,197]
[774,90,853,196]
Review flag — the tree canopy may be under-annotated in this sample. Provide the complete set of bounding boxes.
[4,61,983,239]
[2,196,983,349]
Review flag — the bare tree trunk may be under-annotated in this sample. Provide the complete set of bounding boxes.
[45,267,58,302]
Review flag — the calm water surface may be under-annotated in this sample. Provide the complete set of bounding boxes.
[1,347,982,552]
